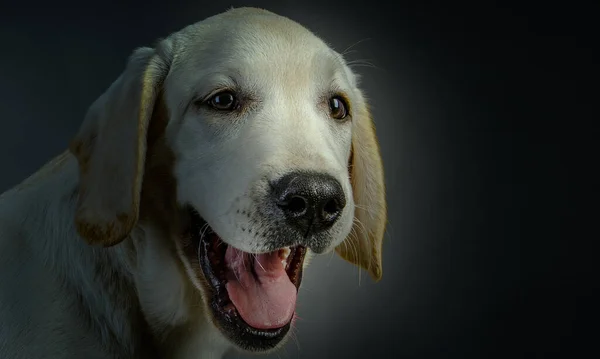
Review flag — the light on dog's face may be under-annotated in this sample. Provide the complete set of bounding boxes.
[162,9,363,353]
[167,30,357,255]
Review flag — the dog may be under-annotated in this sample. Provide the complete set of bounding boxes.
[0,7,386,359]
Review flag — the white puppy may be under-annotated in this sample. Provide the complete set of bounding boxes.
[0,7,386,359]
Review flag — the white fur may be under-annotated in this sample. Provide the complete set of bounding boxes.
[0,7,371,359]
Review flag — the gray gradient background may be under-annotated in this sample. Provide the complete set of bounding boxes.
[0,1,593,358]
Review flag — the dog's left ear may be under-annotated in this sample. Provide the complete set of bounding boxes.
[69,40,173,246]
[335,91,387,282]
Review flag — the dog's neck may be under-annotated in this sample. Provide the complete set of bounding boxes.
[127,219,233,359]
[2,152,232,359]
[1,152,160,358]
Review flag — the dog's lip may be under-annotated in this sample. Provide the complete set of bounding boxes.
[187,207,306,290]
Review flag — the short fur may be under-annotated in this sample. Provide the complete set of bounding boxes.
[0,7,386,359]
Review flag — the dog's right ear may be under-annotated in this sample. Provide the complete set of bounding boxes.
[69,41,173,247]
[335,90,387,282]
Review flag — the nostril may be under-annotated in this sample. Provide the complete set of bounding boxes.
[322,198,340,216]
[279,195,308,216]
[287,196,307,214]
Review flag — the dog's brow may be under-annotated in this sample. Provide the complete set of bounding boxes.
[192,68,241,88]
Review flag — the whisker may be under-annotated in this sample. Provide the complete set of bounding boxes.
[299,284,313,294]
[352,216,369,241]
[354,202,394,246]
[199,223,210,239]
[348,218,368,286]
[233,251,245,288]
[341,37,371,56]
[326,248,336,266]
[353,203,379,217]
[347,59,379,70]
[254,253,266,272]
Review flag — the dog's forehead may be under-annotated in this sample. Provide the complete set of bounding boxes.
[167,8,346,86]
[178,7,327,51]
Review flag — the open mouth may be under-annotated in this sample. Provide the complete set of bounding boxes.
[185,208,307,351]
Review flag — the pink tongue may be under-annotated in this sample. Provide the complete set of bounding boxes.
[224,247,297,330]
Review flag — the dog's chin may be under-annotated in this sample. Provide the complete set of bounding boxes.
[178,206,306,352]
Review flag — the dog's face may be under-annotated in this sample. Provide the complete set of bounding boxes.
[166,13,355,255]
[69,7,386,354]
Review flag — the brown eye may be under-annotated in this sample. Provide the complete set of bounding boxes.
[208,91,237,111]
[329,96,349,120]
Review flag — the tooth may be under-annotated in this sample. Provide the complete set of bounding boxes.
[279,247,291,267]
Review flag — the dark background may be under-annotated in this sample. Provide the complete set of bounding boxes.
[0,0,594,358]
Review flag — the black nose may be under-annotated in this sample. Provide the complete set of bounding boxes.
[272,171,346,235]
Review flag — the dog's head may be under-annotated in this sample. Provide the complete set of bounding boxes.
[69,7,386,354]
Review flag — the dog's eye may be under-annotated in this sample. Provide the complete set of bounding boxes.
[329,96,349,120]
[208,91,237,111]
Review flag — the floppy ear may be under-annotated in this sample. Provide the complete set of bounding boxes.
[335,94,387,282]
[69,42,172,246]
